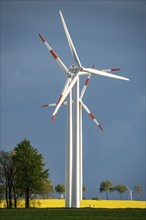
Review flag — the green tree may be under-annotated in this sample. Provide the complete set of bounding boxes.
[114,184,127,199]
[99,180,114,200]
[82,185,86,193]
[0,183,5,200]
[0,151,15,208]
[55,184,65,199]
[40,179,54,199]
[12,139,49,208]
[82,185,86,199]
[133,185,143,200]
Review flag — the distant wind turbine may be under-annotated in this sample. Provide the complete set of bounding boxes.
[127,186,133,200]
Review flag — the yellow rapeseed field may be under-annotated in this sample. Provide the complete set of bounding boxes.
[0,199,145,208]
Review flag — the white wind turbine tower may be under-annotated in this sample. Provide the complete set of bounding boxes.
[39,10,129,208]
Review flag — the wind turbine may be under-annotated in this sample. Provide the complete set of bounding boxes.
[39,10,129,208]
[127,186,133,200]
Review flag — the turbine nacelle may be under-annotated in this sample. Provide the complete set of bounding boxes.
[68,64,78,74]
[68,65,84,78]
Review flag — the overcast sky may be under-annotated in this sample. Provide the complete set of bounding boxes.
[1,0,145,200]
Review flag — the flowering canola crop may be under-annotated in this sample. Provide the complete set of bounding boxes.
[0,199,145,208]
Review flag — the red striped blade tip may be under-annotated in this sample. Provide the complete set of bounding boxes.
[39,34,45,43]
[111,68,120,71]
[98,124,103,131]
[57,95,63,105]
[85,78,90,86]
[51,115,56,122]
[89,112,95,120]
[42,104,49,107]
[50,50,58,59]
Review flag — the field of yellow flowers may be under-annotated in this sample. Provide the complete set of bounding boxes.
[0,199,145,209]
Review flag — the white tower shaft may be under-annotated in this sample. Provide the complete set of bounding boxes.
[72,78,80,208]
[65,89,73,207]
[79,102,83,201]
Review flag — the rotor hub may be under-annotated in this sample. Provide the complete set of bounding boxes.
[68,64,78,74]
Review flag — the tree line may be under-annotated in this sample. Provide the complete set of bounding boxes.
[99,180,143,201]
[0,139,144,208]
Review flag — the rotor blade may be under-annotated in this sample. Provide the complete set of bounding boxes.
[42,103,57,107]
[80,65,94,99]
[100,68,120,72]
[80,74,92,100]
[39,34,68,73]
[52,72,80,121]
[83,67,129,81]
[42,78,71,109]
[42,101,68,108]
[56,78,71,105]
[80,100,103,131]
[59,11,81,67]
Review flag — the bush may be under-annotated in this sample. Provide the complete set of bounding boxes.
[92,197,100,200]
